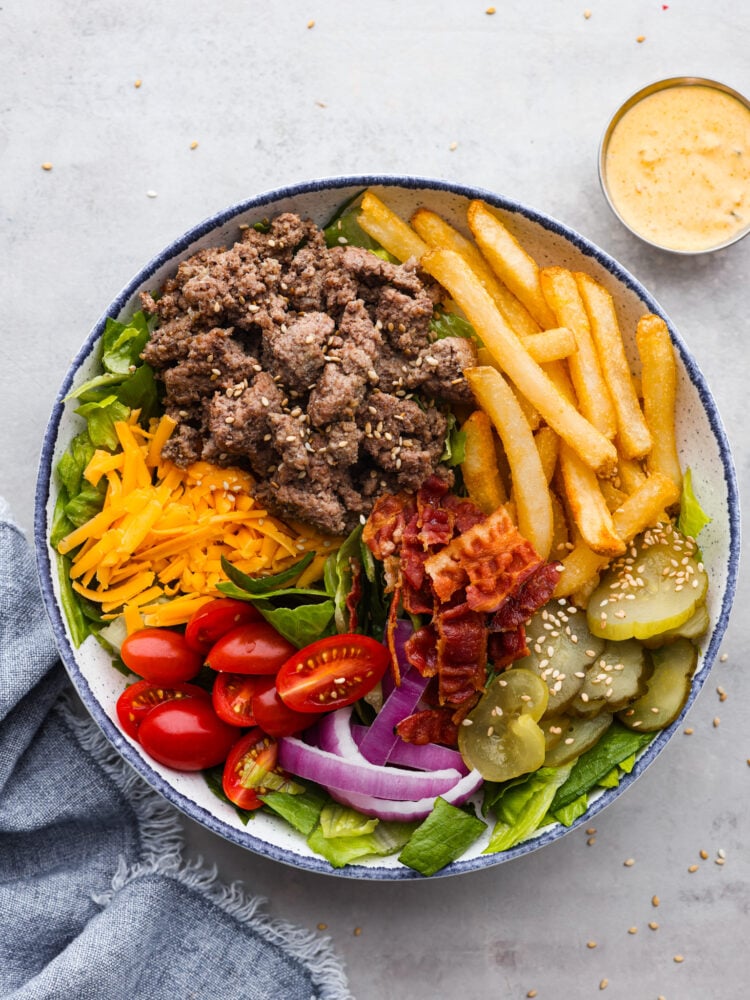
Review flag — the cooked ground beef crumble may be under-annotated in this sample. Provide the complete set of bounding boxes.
[140,212,478,535]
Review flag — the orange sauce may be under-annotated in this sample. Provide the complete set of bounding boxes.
[604,84,750,251]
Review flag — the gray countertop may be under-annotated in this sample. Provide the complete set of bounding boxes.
[2,2,748,998]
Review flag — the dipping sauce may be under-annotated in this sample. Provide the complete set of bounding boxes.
[602,81,750,252]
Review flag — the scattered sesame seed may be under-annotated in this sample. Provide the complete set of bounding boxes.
[527,992,537,999]
[720,652,729,662]
[449,141,458,151]
[687,864,699,873]
[41,162,53,171]
[699,849,709,860]
[190,141,199,149]
[584,8,592,17]
[599,979,608,990]
[649,922,659,930]
[718,848,726,859]
[486,6,496,14]
[134,79,142,88]
[713,717,721,728]
[146,190,158,198]
[636,34,646,42]
[587,837,596,846]
[673,955,684,964]
[307,19,315,28]
[628,926,637,935]
[353,927,362,936]
[684,727,694,735]
[715,857,726,866]
[317,922,327,930]
[587,940,597,949]
[624,858,635,867]
[586,827,596,835]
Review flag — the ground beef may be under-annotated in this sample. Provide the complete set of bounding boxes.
[141,211,477,535]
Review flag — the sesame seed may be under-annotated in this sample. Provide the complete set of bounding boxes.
[687,864,699,873]
[649,921,659,930]
[587,940,597,949]
[599,979,608,990]
[624,858,635,867]
[41,161,53,171]
[628,926,637,935]
[651,897,660,909]
[699,849,709,860]
[673,955,684,964]
[526,992,537,999]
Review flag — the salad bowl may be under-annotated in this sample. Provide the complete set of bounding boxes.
[34,176,740,879]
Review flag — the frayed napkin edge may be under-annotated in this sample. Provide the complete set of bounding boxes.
[55,693,353,1000]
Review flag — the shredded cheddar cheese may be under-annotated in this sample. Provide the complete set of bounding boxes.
[57,414,340,630]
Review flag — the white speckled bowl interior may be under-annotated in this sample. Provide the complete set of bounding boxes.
[35,176,740,879]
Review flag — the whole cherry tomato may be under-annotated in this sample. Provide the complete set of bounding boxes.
[121,629,204,684]
[211,673,274,727]
[137,697,238,771]
[276,634,390,712]
[206,621,296,675]
[184,598,262,653]
[116,679,211,740]
[251,682,313,738]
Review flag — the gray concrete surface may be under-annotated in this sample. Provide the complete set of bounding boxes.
[2,2,748,998]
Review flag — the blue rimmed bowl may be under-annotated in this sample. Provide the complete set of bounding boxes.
[34,176,740,879]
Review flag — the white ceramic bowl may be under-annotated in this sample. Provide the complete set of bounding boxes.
[35,176,740,879]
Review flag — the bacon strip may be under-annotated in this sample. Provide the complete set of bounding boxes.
[395,707,458,748]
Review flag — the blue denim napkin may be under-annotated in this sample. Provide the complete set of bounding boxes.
[0,502,351,1000]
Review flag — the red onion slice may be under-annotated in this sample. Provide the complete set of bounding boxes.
[351,724,468,774]
[328,769,484,822]
[356,665,429,765]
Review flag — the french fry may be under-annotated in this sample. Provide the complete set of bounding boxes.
[520,327,577,363]
[599,478,629,512]
[465,366,553,560]
[540,266,617,440]
[534,426,560,484]
[468,201,559,329]
[616,451,648,494]
[411,207,541,337]
[553,471,681,596]
[421,248,618,478]
[460,410,508,513]
[357,191,428,263]
[558,442,625,557]
[575,272,652,460]
[476,347,541,429]
[636,313,682,491]
[549,490,571,562]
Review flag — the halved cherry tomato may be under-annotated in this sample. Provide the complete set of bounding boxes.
[275,634,390,713]
[116,680,211,740]
[222,729,279,810]
[211,673,274,727]
[137,697,238,771]
[251,682,313,737]
[121,629,204,684]
[184,598,263,653]
[206,621,296,675]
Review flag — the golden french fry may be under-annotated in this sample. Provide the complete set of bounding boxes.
[521,327,577,363]
[460,410,507,513]
[549,489,571,561]
[411,207,541,337]
[421,248,618,478]
[534,426,560,484]
[559,442,625,556]
[476,347,541,429]
[599,478,629,512]
[357,191,428,263]
[465,366,553,560]
[467,200,559,329]
[553,471,681,596]
[539,266,617,440]
[616,450,648,494]
[575,272,653,460]
[636,313,682,491]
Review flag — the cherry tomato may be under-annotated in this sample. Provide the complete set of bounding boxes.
[251,682,313,737]
[212,673,274,727]
[137,697,238,771]
[121,629,204,684]
[116,680,211,740]
[206,621,296,675]
[184,598,263,653]
[222,729,279,810]
[275,634,390,713]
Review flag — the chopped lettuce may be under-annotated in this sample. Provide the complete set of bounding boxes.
[318,803,379,838]
[323,199,397,262]
[484,765,571,853]
[308,817,417,868]
[678,468,712,541]
[398,798,487,876]
[260,786,329,836]
[441,412,467,467]
[430,308,482,345]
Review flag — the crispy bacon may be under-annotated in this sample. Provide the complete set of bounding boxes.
[395,707,459,747]
[434,600,487,707]
[424,505,543,613]
[344,558,364,633]
[362,491,415,560]
[488,628,530,669]
[416,475,454,548]
[405,625,439,677]
[489,561,562,633]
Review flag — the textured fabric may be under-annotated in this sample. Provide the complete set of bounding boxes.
[0,505,351,1000]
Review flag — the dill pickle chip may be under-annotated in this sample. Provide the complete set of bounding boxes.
[569,638,652,717]
[515,604,604,718]
[587,522,708,642]
[641,603,710,648]
[543,713,614,768]
[458,669,548,782]
[617,638,698,732]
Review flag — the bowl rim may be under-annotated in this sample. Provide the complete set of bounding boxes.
[34,173,742,879]
[597,76,750,255]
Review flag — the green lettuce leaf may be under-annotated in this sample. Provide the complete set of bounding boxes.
[318,803,379,839]
[399,798,487,876]
[260,786,329,836]
[308,817,416,868]
[549,792,589,828]
[484,765,571,854]
[678,468,712,541]
[430,308,482,345]
[550,723,653,812]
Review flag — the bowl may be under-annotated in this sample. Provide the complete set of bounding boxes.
[599,77,750,254]
[34,176,740,879]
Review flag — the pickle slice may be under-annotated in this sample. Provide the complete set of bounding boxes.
[514,603,605,718]
[641,603,710,648]
[543,713,613,768]
[617,638,698,732]
[458,669,548,782]
[570,638,652,717]
[587,522,708,642]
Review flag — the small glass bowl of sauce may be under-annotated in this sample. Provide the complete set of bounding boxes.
[599,77,750,253]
